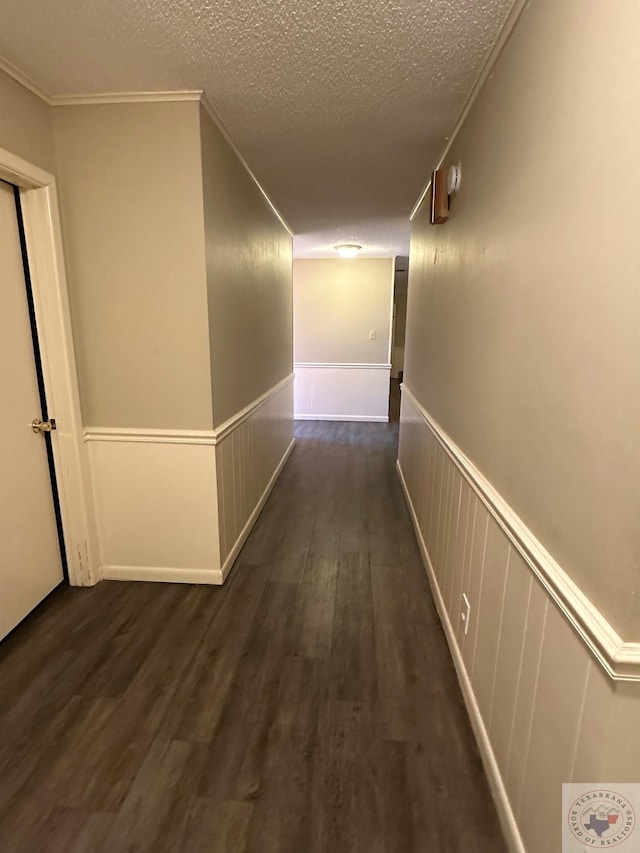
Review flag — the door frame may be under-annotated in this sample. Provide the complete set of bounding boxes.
[0,144,98,586]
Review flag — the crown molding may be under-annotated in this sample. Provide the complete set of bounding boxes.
[199,95,294,237]
[51,90,203,106]
[409,0,529,220]
[0,54,52,103]
[0,52,293,235]
[0,52,205,108]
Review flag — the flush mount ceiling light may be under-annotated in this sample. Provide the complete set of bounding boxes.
[335,243,362,259]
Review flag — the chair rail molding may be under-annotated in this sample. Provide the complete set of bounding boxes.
[399,382,640,682]
[87,373,295,586]
[84,373,295,447]
[293,362,392,370]
[84,427,216,446]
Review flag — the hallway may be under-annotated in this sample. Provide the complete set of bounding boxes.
[0,422,505,852]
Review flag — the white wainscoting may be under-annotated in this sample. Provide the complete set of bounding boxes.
[294,362,390,422]
[85,374,294,585]
[397,384,640,853]
[215,374,294,576]
[86,434,220,583]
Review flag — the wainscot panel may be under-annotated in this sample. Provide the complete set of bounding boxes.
[215,374,295,577]
[86,433,221,582]
[294,363,390,422]
[397,384,640,853]
[85,374,295,585]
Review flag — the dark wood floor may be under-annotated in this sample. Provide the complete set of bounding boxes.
[0,421,506,852]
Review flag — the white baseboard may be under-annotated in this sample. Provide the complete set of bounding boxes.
[220,437,296,582]
[397,458,525,853]
[103,565,223,584]
[294,414,389,422]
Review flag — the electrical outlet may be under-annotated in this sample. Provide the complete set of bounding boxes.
[461,593,471,636]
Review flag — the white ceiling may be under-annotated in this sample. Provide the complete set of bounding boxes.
[0,0,515,257]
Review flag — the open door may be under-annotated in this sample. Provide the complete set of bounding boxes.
[0,179,65,640]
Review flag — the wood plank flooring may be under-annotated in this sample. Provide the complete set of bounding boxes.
[0,421,506,852]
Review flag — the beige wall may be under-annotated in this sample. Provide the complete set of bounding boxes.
[404,0,640,640]
[200,106,293,429]
[54,101,213,429]
[0,70,55,172]
[0,75,294,582]
[293,258,394,365]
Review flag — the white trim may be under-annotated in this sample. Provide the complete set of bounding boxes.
[295,414,389,423]
[400,382,640,681]
[0,145,98,585]
[83,373,295,447]
[0,54,51,103]
[0,53,292,240]
[103,565,223,584]
[387,260,395,366]
[293,362,392,370]
[199,96,294,237]
[85,427,216,446]
[409,0,529,220]
[219,437,296,582]
[294,364,391,421]
[0,54,201,108]
[213,373,294,443]
[51,90,202,106]
[0,148,53,188]
[397,460,525,853]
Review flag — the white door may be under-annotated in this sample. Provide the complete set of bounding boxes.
[0,179,64,640]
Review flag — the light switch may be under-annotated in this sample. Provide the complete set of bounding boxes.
[369,329,376,340]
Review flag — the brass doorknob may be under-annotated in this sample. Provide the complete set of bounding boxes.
[31,418,56,434]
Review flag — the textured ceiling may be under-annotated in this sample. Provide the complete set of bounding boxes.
[0,0,515,257]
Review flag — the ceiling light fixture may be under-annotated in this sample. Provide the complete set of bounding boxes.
[335,243,362,259]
